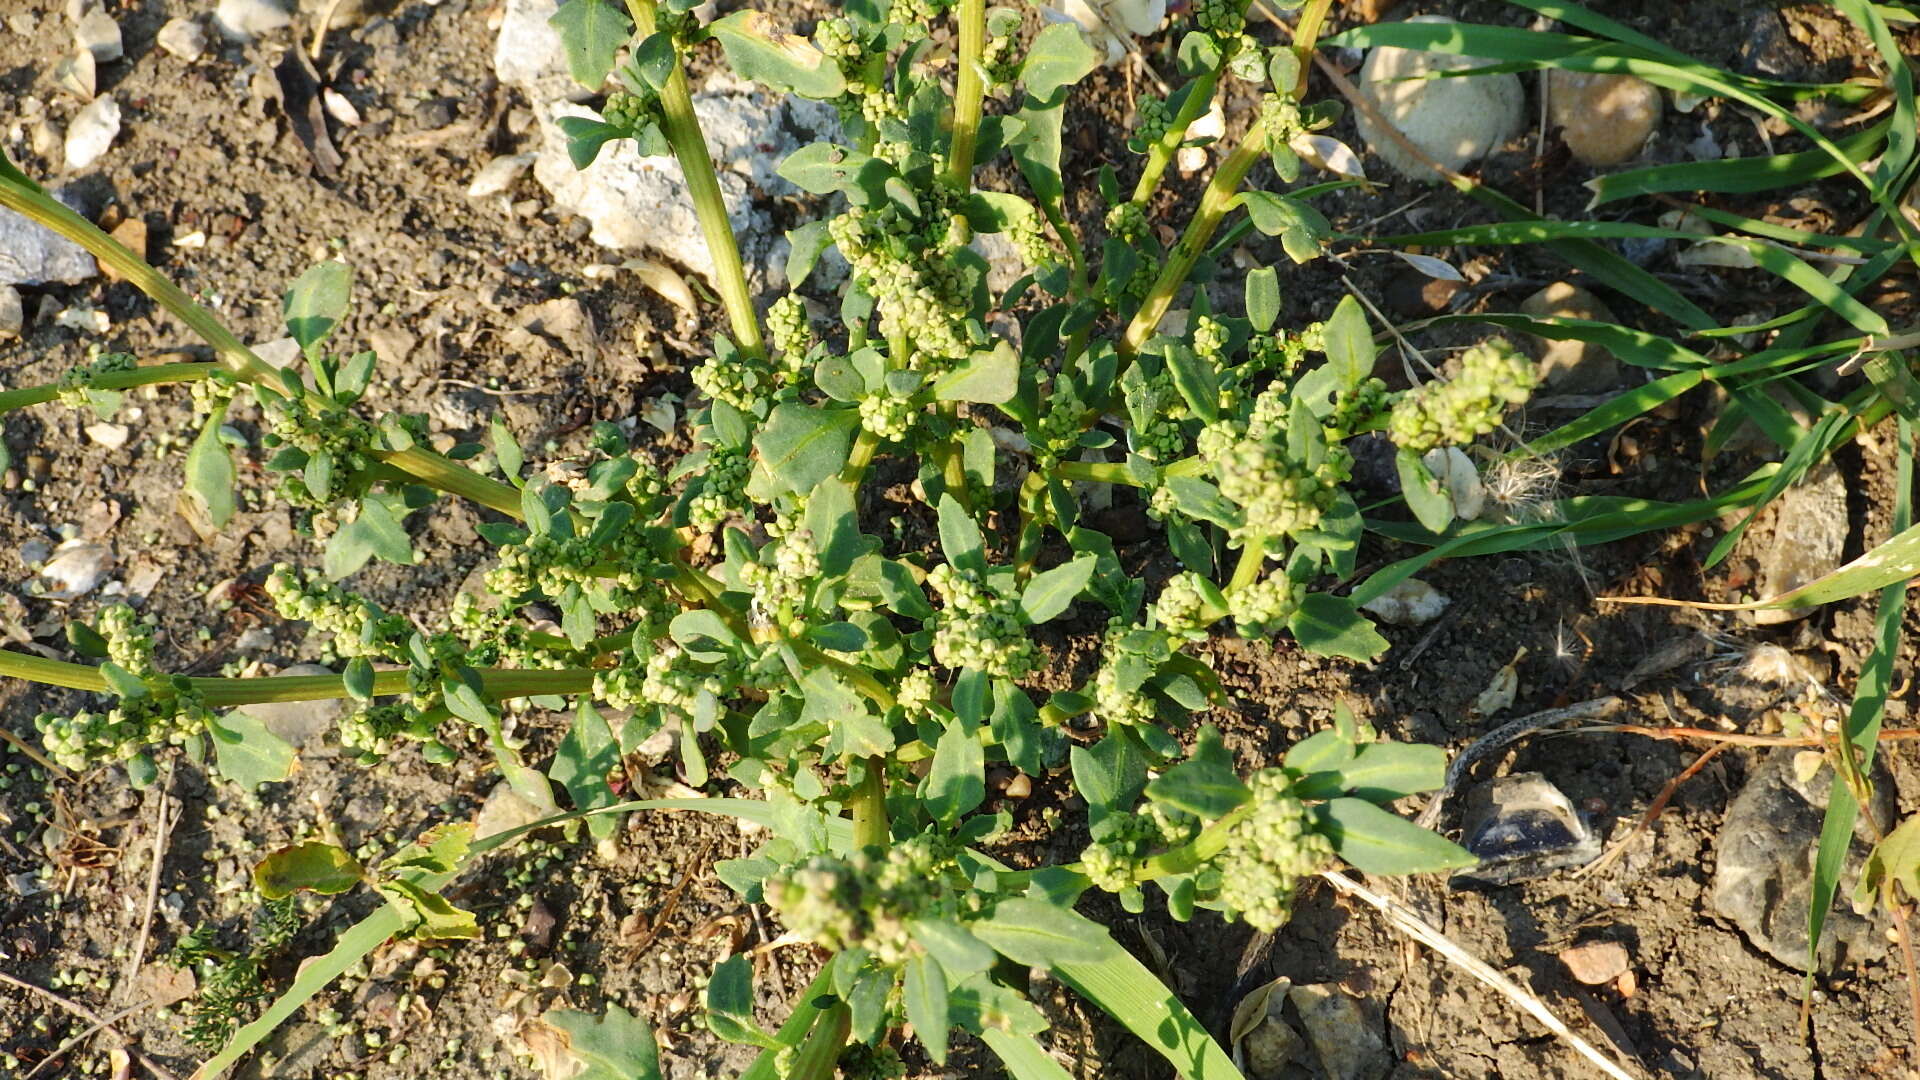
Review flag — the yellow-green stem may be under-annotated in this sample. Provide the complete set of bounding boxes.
[1120,120,1268,360]
[852,755,890,849]
[1288,0,1337,98]
[1130,70,1219,208]
[1226,536,1269,593]
[624,0,766,361]
[0,362,219,414]
[946,0,988,188]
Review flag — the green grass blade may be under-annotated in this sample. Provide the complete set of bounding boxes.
[1806,415,1911,980]
[1586,121,1892,207]
[1053,942,1244,1080]
[981,1030,1077,1080]
[1408,313,1711,371]
[1524,370,1706,455]
[1705,409,1851,567]
[1831,0,1917,192]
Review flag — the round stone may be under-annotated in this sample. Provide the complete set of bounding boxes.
[1355,16,1524,181]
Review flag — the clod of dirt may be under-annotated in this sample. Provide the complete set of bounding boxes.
[1287,983,1389,1080]
[1546,71,1661,167]
[1711,750,1893,970]
[1559,940,1631,985]
[1357,576,1449,626]
[1354,16,1522,180]
[155,16,208,62]
[1747,459,1848,624]
[214,0,292,43]
[73,8,122,63]
[235,664,347,749]
[1453,772,1600,885]
[63,93,119,170]
[1519,281,1621,393]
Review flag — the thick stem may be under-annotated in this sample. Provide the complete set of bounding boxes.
[624,0,766,361]
[786,1002,853,1080]
[1120,122,1267,360]
[1055,460,1147,486]
[1130,69,1219,208]
[0,362,219,414]
[839,427,879,486]
[945,0,988,188]
[851,755,890,849]
[1226,536,1269,593]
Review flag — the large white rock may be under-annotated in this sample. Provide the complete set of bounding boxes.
[1355,15,1523,180]
[497,0,834,290]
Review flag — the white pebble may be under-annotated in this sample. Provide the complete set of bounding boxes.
[63,93,119,169]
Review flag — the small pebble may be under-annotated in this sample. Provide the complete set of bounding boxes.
[74,9,121,63]
[1559,941,1630,986]
[467,153,535,198]
[1547,70,1661,167]
[1519,281,1621,393]
[1004,773,1032,799]
[0,285,21,340]
[64,93,119,168]
[155,17,207,61]
[214,0,291,42]
[413,98,456,130]
[83,422,128,449]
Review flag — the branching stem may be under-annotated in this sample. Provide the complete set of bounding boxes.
[946,0,988,188]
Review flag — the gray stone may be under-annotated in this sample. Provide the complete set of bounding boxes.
[1355,15,1523,180]
[64,94,119,169]
[1751,460,1849,625]
[38,539,111,598]
[0,193,99,286]
[468,153,537,198]
[155,16,208,61]
[214,0,292,42]
[492,0,580,105]
[1288,984,1389,1080]
[74,9,121,62]
[1358,577,1449,626]
[1712,750,1893,969]
[234,664,345,749]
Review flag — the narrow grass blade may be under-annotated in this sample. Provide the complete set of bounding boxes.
[1706,409,1851,567]
[1587,122,1892,207]
[1523,370,1705,456]
[1807,416,1911,981]
[1408,313,1712,371]
[981,1030,1076,1080]
[1053,942,1244,1080]
[1831,0,1917,192]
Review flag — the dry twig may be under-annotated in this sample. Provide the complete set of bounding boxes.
[0,970,179,1080]
[1320,869,1639,1080]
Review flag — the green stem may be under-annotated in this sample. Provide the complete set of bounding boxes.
[839,427,879,486]
[1226,536,1269,593]
[1120,120,1268,360]
[787,1002,853,1080]
[741,965,840,1080]
[1287,0,1337,98]
[851,755,890,849]
[623,0,766,361]
[1135,803,1250,880]
[1055,460,1146,486]
[0,362,219,414]
[381,446,522,517]
[945,0,988,188]
[1130,69,1219,209]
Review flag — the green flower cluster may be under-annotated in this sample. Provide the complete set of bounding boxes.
[1133,95,1171,148]
[829,201,975,366]
[1322,377,1389,442]
[688,444,750,531]
[189,370,239,418]
[259,391,379,508]
[1387,340,1536,453]
[1080,802,1199,893]
[887,0,955,34]
[1089,622,1175,728]
[54,351,136,409]
[594,642,737,731]
[602,88,662,134]
[1214,769,1333,931]
[1199,404,1349,544]
[926,563,1034,679]
[1192,0,1246,37]
[767,293,814,359]
[896,666,939,717]
[859,391,916,442]
[35,605,212,770]
[1007,212,1057,271]
[486,518,670,615]
[763,834,963,966]
[1228,571,1303,639]
[740,533,821,634]
[1151,572,1216,642]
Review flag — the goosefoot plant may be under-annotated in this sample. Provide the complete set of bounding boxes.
[0,0,1545,1075]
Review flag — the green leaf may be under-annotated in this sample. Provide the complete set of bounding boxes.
[1245,266,1280,332]
[1163,343,1220,424]
[552,702,621,839]
[753,403,858,496]
[1011,102,1065,209]
[556,115,629,169]
[385,823,474,875]
[376,878,480,939]
[1282,729,1357,799]
[323,495,416,579]
[1396,448,1453,534]
[1072,734,1147,815]
[981,1030,1072,1080]
[1236,192,1329,262]
[628,31,677,91]
[1316,797,1475,874]
[542,1004,664,1080]
[283,260,352,356]
[253,841,366,900]
[711,10,846,99]
[342,657,375,703]
[1287,593,1388,662]
[548,0,634,90]
[1018,554,1094,625]
[706,954,776,1047]
[927,720,986,825]
[1320,294,1376,388]
[937,494,986,574]
[903,955,951,1064]
[907,918,997,981]
[1145,726,1251,820]
[1020,22,1100,105]
[803,667,891,758]
[184,402,235,527]
[932,342,1019,404]
[207,709,297,790]
[969,898,1110,967]
[1051,942,1244,1080]
[491,414,524,483]
[777,142,891,203]
[1334,742,1448,803]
